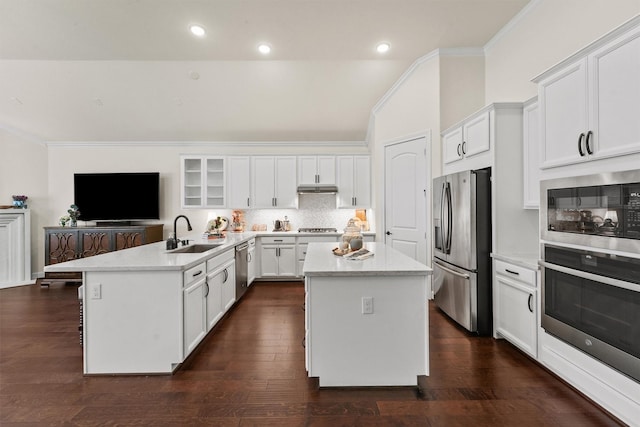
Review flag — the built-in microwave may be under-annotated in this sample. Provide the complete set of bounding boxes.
[540,170,640,254]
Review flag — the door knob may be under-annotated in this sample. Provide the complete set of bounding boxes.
[386,231,392,235]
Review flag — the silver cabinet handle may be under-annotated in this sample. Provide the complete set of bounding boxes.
[223,269,228,283]
[205,279,210,298]
[433,260,470,280]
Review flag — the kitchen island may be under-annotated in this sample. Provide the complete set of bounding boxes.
[303,242,432,387]
[44,232,256,375]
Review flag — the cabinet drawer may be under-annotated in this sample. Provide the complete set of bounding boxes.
[261,236,295,244]
[206,249,234,271]
[297,236,338,244]
[184,262,206,286]
[494,260,536,286]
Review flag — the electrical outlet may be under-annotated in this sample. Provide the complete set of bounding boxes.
[362,297,373,314]
[91,283,101,300]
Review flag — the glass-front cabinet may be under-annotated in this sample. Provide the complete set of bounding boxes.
[181,156,226,208]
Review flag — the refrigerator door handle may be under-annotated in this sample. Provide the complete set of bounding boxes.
[434,260,470,279]
[445,182,453,254]
[440,182,446,253]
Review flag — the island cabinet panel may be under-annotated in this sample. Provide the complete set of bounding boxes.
[306,275,428,387]
[83,270,184,375]
[183,262,208,355]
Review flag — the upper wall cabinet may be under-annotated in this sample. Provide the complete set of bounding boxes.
[534,17,640,170]
[227,156,252,209]
[298,156,336,185]
[336,155,371,208]
[181,156,226,208]
[251,156,297,209]
[442,110,490,166]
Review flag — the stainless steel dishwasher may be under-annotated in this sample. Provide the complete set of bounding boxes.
[235,242,249,300]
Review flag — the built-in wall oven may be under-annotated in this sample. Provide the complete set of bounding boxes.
[540,170,640,383]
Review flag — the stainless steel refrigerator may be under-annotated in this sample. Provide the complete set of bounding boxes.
[432,168,492,335]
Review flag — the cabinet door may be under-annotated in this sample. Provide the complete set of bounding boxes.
[336,156,355,207]
[114,230,144,250]
[277,245,297,278]
[316,156,336,185]
[443,127,464,165]
[353,156,371,208]
[462,111,490,158]
[252,157,276,208]
[495,275,537,358]
[298,156,319,185]
[247,247,256,285]
[184,277,207,354]
[274,156,297,208]
[204,157,225,208]
[182,157,204,207]
[80,230,111,258]
[589,27,640,160]
[221,262,236,311]
[47,230,79,264]
[260,246,279,277]
[227,156,252,209]
[539,59,589,169]
[206,269,224,330]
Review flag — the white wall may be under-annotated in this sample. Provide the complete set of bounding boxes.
[0,129,48,276]
[485,0,640,102]
[439,54,486,131]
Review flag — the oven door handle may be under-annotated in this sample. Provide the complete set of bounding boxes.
[434,260,470,280]
[540,260,640,293]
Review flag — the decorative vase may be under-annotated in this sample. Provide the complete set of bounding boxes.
[70,219,77,227]
[12,200,24,208]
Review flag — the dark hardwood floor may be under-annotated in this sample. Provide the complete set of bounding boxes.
[0,281,622,426]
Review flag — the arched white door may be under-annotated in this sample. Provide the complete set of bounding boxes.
[384,135,429,265]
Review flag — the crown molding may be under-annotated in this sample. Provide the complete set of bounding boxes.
[484,0,543,53]
[43,140,368,148]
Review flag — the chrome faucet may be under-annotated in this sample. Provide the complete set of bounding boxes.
[167,215,193,250]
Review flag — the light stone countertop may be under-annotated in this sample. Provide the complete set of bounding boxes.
[44,232,257,273]
[303,242,432,277]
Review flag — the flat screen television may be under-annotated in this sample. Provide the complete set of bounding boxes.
[74,172,160,222]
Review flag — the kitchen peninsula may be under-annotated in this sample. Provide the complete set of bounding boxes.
[44,232,256,375]
[303,242,432,387]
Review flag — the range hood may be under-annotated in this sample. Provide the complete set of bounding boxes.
[297,184,339,194]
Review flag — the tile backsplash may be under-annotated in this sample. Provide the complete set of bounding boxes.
[225,194,371,232]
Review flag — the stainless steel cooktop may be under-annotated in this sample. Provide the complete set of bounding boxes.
[298,227,338,233]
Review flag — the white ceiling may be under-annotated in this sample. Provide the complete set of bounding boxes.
[0,0,530,143]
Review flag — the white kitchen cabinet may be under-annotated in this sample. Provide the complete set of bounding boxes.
[523,97,540,209]
[181,156,226,208]
[442,110,490,165]
[251,156,297,208]
[493,259,538,359]
[247,239,256,285]
[298,156,336,185]
[0,209,31,288]
[296,235,339,277]
[220,260,236,312]
[259,236,297,278]
[535,18,640,170]
[205,250,235,330]
[336,155,371,208]
[183,262,207,355]
[227,156,252,209]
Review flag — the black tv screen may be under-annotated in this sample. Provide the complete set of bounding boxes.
[74,172,160,221]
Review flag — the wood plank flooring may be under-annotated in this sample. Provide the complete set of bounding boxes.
[0,281,623,426]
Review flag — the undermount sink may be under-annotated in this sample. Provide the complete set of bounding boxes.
[168,244,222,254]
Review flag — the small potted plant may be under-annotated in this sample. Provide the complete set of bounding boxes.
[68,204,81,227]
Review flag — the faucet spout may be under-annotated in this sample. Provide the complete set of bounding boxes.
[169,215,193,249]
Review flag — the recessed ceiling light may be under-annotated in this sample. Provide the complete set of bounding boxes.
[376,42,390,54]
[189,25,206,37]
[258,44,271,54]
